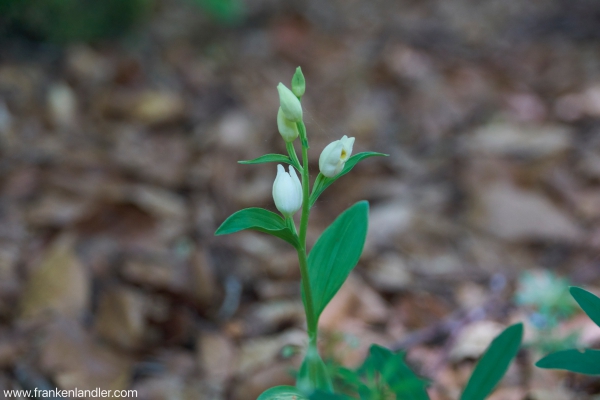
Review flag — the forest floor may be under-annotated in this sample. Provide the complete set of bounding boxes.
[1,0,600,399]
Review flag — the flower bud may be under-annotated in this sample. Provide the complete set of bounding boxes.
[318,135,355,178]
[277,83,303,122]
[277,107,299,142]
[291,67,305,98]
[273,164,303,217]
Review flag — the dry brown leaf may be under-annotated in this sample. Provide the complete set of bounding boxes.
[191,248,217,305]
[47,83,78,128]
[236,329,304,376]
[94,285,147,349]
[449,320,505,362]
[132,91,185,125]
[39,318,131,392]
[475,182,583,242]
[320,274,389,331]
[368,253,413,292]
[197,331,236,383]
[466,122,571,158]
[26,193,90,227]
[20,235,89,320]
[487,387,527,400]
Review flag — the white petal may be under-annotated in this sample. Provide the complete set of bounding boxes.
[339,136,355,162]
[272,164,302,216]
[319,140,344,177]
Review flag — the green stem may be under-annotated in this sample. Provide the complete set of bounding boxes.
[298,122,310,247]
[298,247,317,337]
[293,117,333,393]
[286,141,301,171]
[296,121,318,338]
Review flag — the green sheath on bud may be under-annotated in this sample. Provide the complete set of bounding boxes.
[277,83,303,122]
[291,66,305,98]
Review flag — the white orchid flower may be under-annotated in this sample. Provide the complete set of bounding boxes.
[272,164,303,217]
[318,135,355,178]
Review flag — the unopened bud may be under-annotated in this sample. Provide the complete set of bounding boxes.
[291,67,305,98]
[277,83,303,122]
[272,164,303,216]
[277,107,299,142]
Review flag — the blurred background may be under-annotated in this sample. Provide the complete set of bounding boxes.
[1,0,600,398]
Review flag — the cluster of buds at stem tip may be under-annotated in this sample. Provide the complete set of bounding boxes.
[276,68,305,143]
[319,135,355,177]
[272,164,303,217]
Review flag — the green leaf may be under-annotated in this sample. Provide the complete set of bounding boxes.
[460,323,523,400]
[328,366,366,395]
[536,349,600,375]
[309,152,387,208]
[309,392,353,400]
[306,201,369,319]
[215,208,298,247]
[257,386,309,400]
[239,153,299,167]
[360,345,429,400]
[570,287,600,328]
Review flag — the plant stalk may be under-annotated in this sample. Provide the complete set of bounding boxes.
[297,247,317,337]
[296,121,317,338]
[294,115,333,394]
[298,122,310,247]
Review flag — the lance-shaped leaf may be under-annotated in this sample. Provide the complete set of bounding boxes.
[460,323,523,400]
[570,286,600,328]
[536,349,600,375]
[240,153,302,172]
[257,386,309,400]
[215,208,299,247]
[239,154,292,165]
[309,152,387,208]
[306,201,368,319]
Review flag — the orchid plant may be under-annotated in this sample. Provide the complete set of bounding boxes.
[215,67,385,396]
[215,68,524,400]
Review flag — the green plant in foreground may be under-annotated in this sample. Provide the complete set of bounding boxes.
[323,344,429,399]
[215,67,385,396]
[314,324,523,400]
[537,287,600,375]
[215,68,524,399]
[515,271,579,354]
